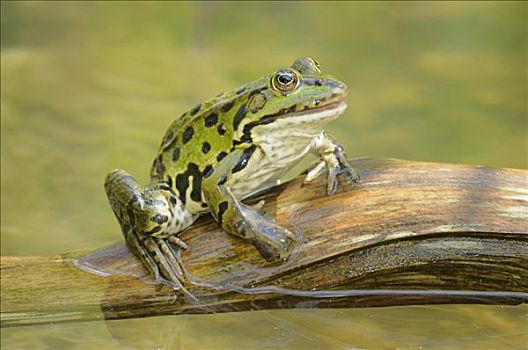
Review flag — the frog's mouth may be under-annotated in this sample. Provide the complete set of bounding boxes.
[284,100,348,122]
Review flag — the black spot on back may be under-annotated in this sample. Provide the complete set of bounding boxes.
[175,162,202,204]
[203,164,214,178]
[221,100,235,113]
[217,123,226,136]
[236,87,246,95]
[202,142,211,154]
[204,113,218,127]
[182,126,194,144]
[175,170,189,204]
[172,147,181,161]
[191,103,201,115]
[190,166,202,202]
[233,103,247,131]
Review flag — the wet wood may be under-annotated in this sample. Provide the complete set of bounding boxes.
[1,158,527,327]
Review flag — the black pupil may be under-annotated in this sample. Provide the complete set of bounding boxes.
[278,73,294,85]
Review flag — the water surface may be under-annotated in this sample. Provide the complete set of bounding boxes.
[1,2,526,349]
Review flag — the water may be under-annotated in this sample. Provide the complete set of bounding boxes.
[2,306,527,349]
[1,2,526,349]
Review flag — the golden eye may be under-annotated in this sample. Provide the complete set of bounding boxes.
[271,69,300,95]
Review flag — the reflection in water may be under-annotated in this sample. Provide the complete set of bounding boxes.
[1,1,526,349]
[2,306,527,349]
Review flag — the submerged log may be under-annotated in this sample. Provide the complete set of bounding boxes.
[1,158,527,327]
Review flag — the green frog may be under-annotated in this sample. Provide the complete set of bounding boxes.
[104,57,360,292]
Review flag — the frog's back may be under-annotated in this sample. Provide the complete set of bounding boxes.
[149,78,267,212]
[148,57,348,215]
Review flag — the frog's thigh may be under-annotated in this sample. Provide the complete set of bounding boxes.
[105,170,187,289]
[201,148,300,261]
[105,169,145,242]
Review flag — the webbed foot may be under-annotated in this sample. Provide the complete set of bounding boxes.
[234,202,300,261]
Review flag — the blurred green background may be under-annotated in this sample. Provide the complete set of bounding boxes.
[1,2,526,349]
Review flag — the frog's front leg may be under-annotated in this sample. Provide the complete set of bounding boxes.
[104,170,196,292]
[305,131,361,195]
[202,149,300,261]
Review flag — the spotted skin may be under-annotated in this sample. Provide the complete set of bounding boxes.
[104,57,360,290]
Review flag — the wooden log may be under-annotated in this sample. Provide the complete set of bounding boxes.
[1,158,527,327]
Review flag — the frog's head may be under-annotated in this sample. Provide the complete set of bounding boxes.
[236,57,348,142]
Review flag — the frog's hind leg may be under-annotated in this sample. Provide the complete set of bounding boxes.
[201,149,301,262]
[104,169,196,296]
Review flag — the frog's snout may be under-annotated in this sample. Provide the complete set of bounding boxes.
[333,81,348,97]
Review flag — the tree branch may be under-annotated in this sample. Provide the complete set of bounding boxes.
[2,158,527,327]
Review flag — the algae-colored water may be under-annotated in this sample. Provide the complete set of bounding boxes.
[1,2,526,349]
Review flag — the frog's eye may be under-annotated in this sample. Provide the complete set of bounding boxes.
[271,69,300,95]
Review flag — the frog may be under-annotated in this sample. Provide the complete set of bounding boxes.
[104,57,360,293]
